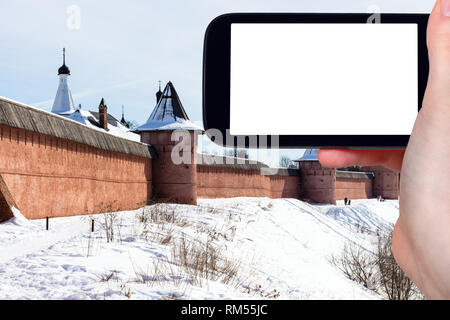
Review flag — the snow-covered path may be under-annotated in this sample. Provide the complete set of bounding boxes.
[0,208,90,264]
[0,198,399,300]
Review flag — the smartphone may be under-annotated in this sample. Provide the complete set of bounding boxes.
[203,13,429,148]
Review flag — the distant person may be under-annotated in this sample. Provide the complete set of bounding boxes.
[344,197,348,205]
[318,0,450,299]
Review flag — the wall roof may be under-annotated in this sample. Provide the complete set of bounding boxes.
[197,153,268,170]
[0,97,156,159]
[197,153,299,176]
[336,170,374,179]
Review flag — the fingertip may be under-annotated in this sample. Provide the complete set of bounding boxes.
[427,0,450,53]
[317,149,348,168]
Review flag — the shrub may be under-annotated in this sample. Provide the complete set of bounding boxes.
[330,232,423,300]
[376,234,419,300]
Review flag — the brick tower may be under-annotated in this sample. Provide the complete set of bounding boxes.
[295,149,337,204]
[135,82,203,204]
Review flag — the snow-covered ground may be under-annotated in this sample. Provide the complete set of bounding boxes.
[0,198,400,300]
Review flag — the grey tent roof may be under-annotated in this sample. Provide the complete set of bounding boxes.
[134,81,203,132]
[0,97,156,158]
[148,81,189,121]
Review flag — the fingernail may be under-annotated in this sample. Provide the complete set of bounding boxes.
[443,0,450,17]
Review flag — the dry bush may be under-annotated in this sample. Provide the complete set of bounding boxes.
[97,271,118,282]
[131,204,246,293]
[78,229,102,258]
[137,212,176,246]
[132,259,169,284]
[170,236,242,287]
[96,201,126,243]
[130,257,191,296]
[123,287,133,299]
[244,284,281,299]
[136,204,191,246]
[138,204,188,227]
[354,223,374,235]
[195,224,237,242]
[330,243,377,291]
[330,233,423,300]
[376,234,422,300]
[102,212,119,243]
[159,293,184,300]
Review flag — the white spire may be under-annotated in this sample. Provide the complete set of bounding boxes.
[51,48,75,114]
[51,74,75,114]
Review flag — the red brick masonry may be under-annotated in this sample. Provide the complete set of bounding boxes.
[197,165,300,199]
[0,125,152,219]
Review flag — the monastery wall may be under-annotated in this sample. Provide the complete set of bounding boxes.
[0,99,400,222]
[0,124,152,220]
[335,172,374,201]
[196,165,300,199]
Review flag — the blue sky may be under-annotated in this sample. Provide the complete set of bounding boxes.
[0,0,435,165]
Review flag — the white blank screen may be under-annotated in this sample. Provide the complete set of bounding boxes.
[230,23,418,135]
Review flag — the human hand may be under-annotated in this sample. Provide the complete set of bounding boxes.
[318,0,450,299]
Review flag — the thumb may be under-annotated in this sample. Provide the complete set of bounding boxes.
[424,0,450,111]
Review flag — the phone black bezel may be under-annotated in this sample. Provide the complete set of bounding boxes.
[202,13,429,148]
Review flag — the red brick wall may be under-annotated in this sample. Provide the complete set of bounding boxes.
[268,175,300,198]
[335,177,373,200]
[0,124,152,219]
[196,165,300,199]
[197,166,270,198]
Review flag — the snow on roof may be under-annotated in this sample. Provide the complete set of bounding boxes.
[66,109,97,126]
[66,109,141,142]
[135,82,203,132]
[135,118,203,132]
[0,96,155,158]
[295,149,319,162]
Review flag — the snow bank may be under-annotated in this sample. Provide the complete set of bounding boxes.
[8,207,32,227]
[0,198,399,300]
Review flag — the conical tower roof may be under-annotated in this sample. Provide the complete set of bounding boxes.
[135,81,203,132]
